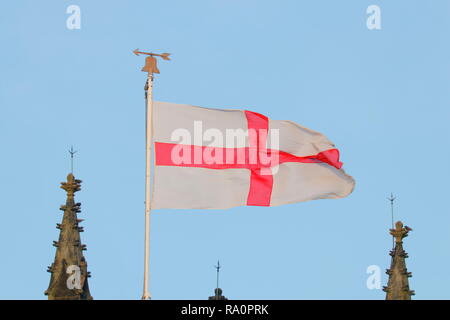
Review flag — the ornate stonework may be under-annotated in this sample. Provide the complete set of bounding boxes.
[45,173,93,300]
[383,221,414,300]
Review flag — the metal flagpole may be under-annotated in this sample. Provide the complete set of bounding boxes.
[134,49,171,300]
[142,72,153,300]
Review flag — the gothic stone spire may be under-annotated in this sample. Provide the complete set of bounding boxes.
[383,221,414,300]
[45,173,93,300]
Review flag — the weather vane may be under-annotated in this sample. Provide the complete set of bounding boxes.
[133,49,171,75]
[68,146,77,174]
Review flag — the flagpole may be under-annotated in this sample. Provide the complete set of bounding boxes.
[142,72,153,300]
[134,49,171,300]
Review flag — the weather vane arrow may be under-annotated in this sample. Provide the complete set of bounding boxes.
[133,48,171,60]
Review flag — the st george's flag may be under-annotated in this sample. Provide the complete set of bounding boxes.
[151,101,355,209]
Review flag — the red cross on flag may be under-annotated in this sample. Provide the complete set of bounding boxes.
[151,101,355,209]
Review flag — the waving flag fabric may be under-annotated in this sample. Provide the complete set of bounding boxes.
[151,101,355,209]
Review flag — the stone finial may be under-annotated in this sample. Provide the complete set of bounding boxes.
[389,221,411,243]
[60,173,82,200]
[208,288,228,300]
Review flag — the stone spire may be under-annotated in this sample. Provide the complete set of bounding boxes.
[383,221,414,300]
[45,173,93,300]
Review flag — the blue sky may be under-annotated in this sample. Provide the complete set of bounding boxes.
[1,0,450,299]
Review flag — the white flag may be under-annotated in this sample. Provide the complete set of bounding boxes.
[151,101,355,209]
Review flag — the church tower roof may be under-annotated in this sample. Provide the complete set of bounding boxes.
[383,221,414,300]
[45,173,93,300]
